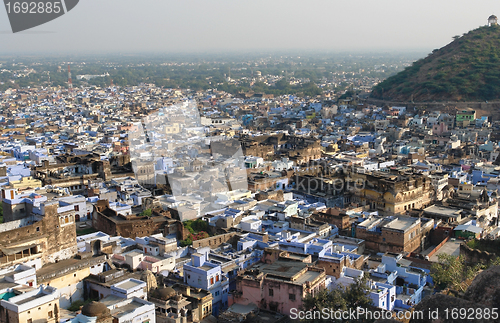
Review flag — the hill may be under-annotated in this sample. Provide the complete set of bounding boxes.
[371,25,500,102]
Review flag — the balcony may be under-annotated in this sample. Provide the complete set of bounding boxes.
[0,244,42,265]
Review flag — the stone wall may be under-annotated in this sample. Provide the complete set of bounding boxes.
[192,233,238,249]
[0,203,78,268]
[460,243,498,264]
[93,201,175,239]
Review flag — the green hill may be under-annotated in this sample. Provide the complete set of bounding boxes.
[371,25,500,102]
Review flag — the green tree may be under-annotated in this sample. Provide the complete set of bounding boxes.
[431,254,483,292]
[300,278,374,323]
[139,209,152,217]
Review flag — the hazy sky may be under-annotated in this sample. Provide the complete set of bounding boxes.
[0,0,499,54]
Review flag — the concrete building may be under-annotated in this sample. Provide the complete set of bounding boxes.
[355,216,434,254]
[234,259,326,316]
[0,285,59,323]
[183,253,229,316]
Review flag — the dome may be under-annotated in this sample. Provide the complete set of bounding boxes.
[81,301,109,317]
[155,287,176,300]
[489,15,497,20]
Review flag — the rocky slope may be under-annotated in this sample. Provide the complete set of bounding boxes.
[371,25,500,102]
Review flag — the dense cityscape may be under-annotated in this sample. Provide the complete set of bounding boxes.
[1,5,500,323]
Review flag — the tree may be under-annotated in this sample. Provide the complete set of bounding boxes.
[431,254,482,292]
[139,209,152,217]
[300,278,375,323]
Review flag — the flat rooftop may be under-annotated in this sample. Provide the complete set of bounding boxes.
[423,205,462,218]
[358,217,381,229]
[0,280,18,291]
[123,250,143,257]
[253,260,308,281]
[100,295,146,319]
[14,295,40,305]
[294,269,323,285]
[114,280,143,290]
[430,240,462,262]
[383,217,419,232]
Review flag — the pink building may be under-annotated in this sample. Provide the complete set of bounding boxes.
[233,260,326,316]
[432,122,448,136]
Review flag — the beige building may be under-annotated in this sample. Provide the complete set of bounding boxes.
[165,123,181,134]
[0,286,59,323]
[36,255,108,309]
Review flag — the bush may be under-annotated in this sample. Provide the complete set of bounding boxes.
[183,219,208,234]
[67,300,85,312]
[140,209,152,217]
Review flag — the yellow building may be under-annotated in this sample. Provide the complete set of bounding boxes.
[164,123,181,134]
[8,177,42,190]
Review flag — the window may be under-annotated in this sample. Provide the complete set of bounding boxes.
[216,275,219,282]
[269,288,273,296]
[74,205,79,211]
[210,277,214,285]
[48,311,53,319]
[289,293,296,301]
[36,227,40,232]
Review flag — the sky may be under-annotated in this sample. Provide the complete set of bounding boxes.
[0,0,499,54]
